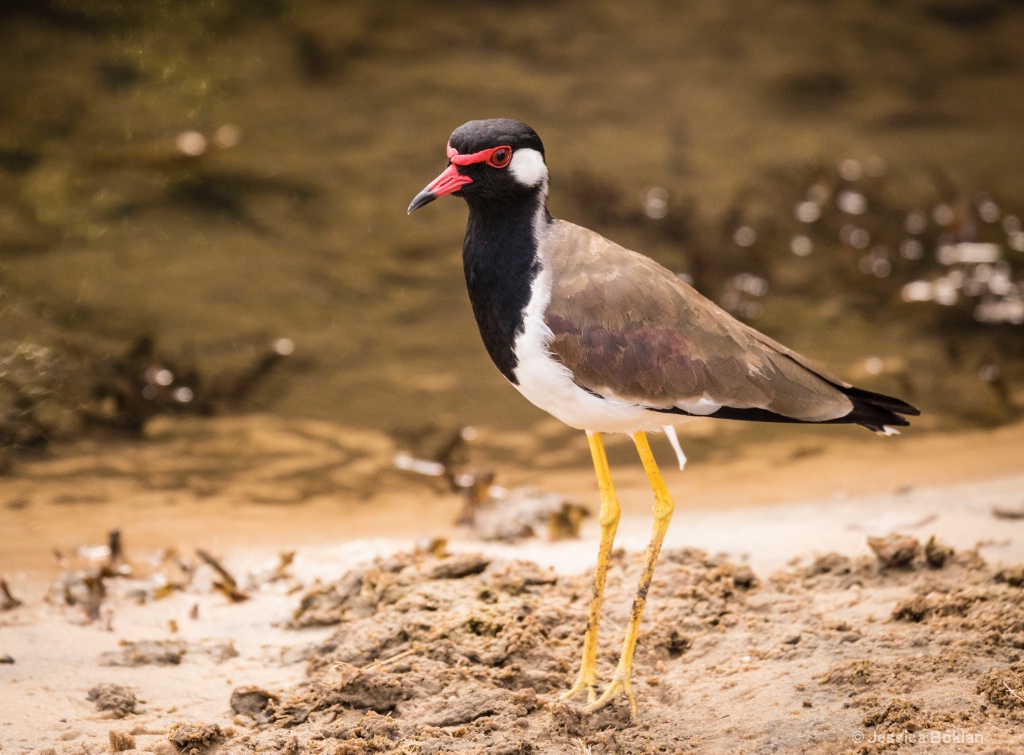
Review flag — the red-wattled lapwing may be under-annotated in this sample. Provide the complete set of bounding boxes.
[408,118,919,719]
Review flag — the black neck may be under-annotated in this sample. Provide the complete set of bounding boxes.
[461,195,548,383]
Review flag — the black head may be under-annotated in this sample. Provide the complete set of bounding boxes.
[408,119,548,213]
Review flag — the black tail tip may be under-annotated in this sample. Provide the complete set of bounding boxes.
[844,386,920,434]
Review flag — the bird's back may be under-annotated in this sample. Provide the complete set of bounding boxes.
[538,219,915,430]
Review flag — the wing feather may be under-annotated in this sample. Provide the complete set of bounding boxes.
[541,220,855,422]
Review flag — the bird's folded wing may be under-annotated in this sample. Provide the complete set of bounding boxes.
[542,221,854,422]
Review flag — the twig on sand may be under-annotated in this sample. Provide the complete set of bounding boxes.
[196,549,249,602]
[1003,680,1024,705]
[0,578,23,610]
[362,643,423,672]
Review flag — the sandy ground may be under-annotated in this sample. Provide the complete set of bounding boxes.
[2,418,1024,754]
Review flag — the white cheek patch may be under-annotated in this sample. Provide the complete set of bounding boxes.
[509,148,548,187]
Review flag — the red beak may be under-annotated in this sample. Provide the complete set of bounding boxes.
[408,163,473,213]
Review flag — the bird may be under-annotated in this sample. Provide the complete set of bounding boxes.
[407,118,919,719]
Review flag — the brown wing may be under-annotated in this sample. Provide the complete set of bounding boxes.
[541,220,855,422]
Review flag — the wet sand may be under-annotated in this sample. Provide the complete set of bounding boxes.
[2,417,1024,753]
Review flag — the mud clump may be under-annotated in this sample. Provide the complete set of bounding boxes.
[99,639,186,666]
[867,532,920,569]
[230,685,280,725]
[95,637,238,667]
[924,534,955,568]
[87,683,138,718]
[168,722,225,753]
[994,565,1024,587]
[330,711,401,754]
[108,729,136,752]
[978,665,1024,720]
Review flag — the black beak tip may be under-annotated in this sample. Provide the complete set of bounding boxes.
[407,189,437,215]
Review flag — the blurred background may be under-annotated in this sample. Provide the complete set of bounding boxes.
[1,0,1023,500]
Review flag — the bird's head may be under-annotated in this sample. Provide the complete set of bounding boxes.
[408,119,548,213]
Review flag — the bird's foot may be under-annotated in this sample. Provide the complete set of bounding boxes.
[582,673,637,721]
[559,672,598,704]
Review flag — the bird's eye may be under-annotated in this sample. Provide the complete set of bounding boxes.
[487,147,512,168]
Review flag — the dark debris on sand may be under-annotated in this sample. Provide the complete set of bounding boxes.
[0,334,293,473]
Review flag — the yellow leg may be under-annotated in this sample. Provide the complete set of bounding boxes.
[584,430,675,720]
[561,430,621,704]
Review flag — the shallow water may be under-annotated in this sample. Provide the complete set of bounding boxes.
[1,0,1023,470]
